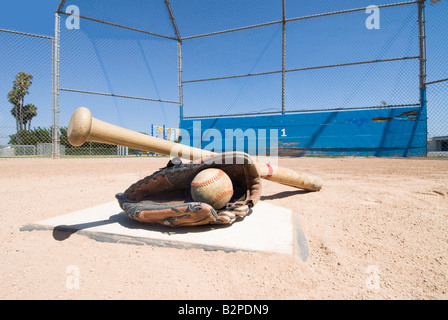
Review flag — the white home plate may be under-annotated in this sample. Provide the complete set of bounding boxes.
[21,201,309,261]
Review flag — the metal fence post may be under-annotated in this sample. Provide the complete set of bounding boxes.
[164,0,183,127]
[282,0,286,115]
[418,0,427,154]
[178,40,183,124]
[418,0,427,99]
[52,13,61,159]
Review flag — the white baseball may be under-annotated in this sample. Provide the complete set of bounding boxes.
[190,168,234,210]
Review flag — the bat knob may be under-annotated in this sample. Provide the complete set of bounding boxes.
[68,107,93,147]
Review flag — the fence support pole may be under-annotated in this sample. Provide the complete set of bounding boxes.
[418,0,427,155]
[418,0,427,97]
[52,13,61,159]
[282,0,286,115]
[178,40,183,124]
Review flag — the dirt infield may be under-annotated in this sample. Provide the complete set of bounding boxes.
[1,156,447,299]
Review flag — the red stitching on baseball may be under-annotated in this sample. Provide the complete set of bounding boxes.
[210,189,234,206]
[191,170,224,188]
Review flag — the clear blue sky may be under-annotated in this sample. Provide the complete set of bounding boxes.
[1,0,446,145]
[0,1,60,36]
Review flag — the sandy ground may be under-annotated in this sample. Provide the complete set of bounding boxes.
[0,156,447,300]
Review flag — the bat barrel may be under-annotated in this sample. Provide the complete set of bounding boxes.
[67,107,93,147]
[68,107,212,160]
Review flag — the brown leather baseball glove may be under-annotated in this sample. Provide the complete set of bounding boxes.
[115,152,261,227]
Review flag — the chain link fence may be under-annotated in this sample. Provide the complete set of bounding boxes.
[425,0,448,156]
[0,0,446,157]
[181,0,422,118]
[57,12,180,156]
[0,29,55,156]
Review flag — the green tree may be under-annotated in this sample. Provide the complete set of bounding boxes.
[8,127,51,145]
[23,103,38,130]
[7,72,33,133]
[10,103,38,131]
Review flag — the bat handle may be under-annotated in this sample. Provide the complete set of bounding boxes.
[255,163,323,191]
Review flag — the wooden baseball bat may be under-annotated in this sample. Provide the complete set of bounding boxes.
[67,107,323,191]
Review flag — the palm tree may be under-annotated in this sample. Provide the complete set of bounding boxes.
[8,72,33,132]
[8,92,21,133]
[23,104,38,130]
